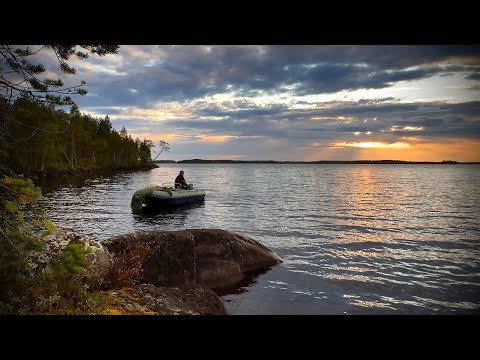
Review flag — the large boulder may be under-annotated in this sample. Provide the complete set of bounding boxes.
[108,284,227,315]
[27,227,113,279]
[103,229,282,290]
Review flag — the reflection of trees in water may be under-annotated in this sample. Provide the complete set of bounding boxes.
[214,266,274,296]
[33,171,124,194]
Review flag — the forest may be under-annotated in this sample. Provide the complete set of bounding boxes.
[0,96,156,176]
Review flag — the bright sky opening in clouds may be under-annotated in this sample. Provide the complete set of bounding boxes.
[46,45,480,161]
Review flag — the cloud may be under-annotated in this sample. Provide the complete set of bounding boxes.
[332,141,411,149]
[38,45,478,110]
[466,72,480,81]
[10,46,480,106]
[467,84,480,91]
[9,45,480,161]
[123,99,480,150]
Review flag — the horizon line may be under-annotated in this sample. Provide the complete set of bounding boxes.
[154,159,479,164]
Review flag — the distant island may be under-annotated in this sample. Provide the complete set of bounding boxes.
[156,159,478,164]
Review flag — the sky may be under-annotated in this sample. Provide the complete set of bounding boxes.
[39,45,480,161]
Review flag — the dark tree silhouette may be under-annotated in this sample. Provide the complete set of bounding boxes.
[153,140,170,161]
[0,45,119,106]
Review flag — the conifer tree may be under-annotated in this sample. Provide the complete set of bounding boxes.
[0,45,119,106]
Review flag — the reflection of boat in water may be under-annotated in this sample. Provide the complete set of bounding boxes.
[131,185,205,213]
[139,202,205,219]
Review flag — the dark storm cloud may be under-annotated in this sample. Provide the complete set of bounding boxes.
[7,45,480,110]
[159,100,480,143]
[264,45,480,71]
[39,45,479,109]
[394,117,445,127]
[467,84,480,91]
[442,101,480,116]
[357,97,397,104]
[466,72,480,80]
[287,64,448,94]
[188,99,435,123]
[76,70,200,108]
[194,104,289,119]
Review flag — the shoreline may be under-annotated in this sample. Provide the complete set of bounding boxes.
[14,163,159,180]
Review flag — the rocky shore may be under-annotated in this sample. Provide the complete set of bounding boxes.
[29,228,283,315]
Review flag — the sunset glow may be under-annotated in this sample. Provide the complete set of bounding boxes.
[58,45,480,162]
[196,134,236,142]
[390,126,425,132]
[332,142,411,149]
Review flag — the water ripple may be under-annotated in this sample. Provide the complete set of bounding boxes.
[35,164,480,314]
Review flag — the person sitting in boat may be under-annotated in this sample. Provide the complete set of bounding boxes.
[175,170,189,189]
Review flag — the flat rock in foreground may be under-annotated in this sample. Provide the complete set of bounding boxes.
[103,229,283,290]
[109,284,227,315]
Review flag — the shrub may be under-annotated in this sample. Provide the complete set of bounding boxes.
[0,176,112,314]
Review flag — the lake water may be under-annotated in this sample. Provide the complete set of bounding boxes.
[35,164,480,314]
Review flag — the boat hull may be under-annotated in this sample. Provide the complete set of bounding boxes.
[144,189,205,208]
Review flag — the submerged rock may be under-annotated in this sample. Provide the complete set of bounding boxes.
[103,228,283,290]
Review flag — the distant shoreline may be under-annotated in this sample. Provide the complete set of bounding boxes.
[156,159,479,165]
